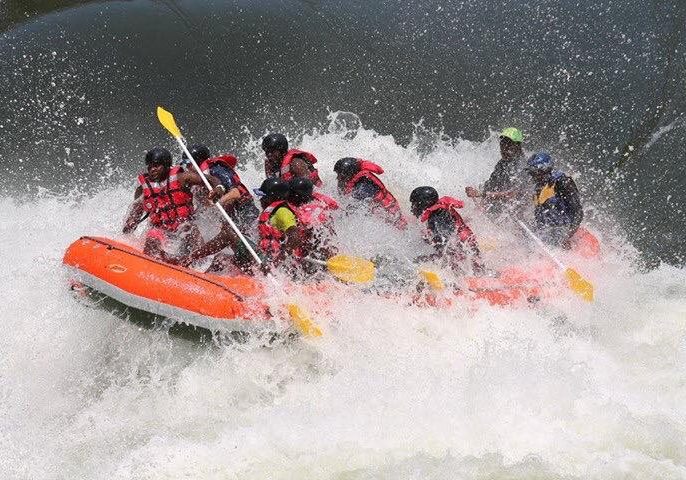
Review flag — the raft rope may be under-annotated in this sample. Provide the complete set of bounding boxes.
[82,236,246,302]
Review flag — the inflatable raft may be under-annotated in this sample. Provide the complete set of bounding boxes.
[63,227,600,334]
[63,237,274,333]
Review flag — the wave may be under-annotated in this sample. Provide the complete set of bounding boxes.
[2,117,686,479]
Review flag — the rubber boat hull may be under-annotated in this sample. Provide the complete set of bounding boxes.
[63,236,275,333]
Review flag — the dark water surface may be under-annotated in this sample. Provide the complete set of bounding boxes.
[1,0,684,265]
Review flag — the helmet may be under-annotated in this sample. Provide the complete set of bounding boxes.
[527,152,553,172]
[182,144,211,162]
[500,127,523,143]
[410,186,439,206]
[288,177,314,204]
[409,186,439,216]
[254,177,290,201]
[333,157,360,179]
[145,147,172,167]
[261,133,288,152]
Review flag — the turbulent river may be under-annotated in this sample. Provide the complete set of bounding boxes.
[1,1,685,478]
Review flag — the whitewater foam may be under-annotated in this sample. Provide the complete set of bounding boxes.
[2,119,686,479]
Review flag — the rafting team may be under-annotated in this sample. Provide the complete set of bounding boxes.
[122,128,584,278]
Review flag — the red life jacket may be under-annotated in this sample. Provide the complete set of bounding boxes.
[298,192,338,240]
[343,160,407,229]
[419,196,473,243]
[199,155,253,209]
[298,192,339,226]
[257,200,306,259]
[278,149,323,187]
[138,166,194,232]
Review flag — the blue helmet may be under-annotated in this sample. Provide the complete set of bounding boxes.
[527,152,553,172]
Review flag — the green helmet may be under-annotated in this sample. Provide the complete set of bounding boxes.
[500,127,523,143]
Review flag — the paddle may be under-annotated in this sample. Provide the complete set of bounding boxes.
[516,219,594,302]
[304,252,448,293]
[304,254,376,284]
[418,268,445,290]
[156,106,322,337]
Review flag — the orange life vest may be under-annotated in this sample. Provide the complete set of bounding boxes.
[276,149,323,187]
[138,166,194,231]
[343,160,407,229]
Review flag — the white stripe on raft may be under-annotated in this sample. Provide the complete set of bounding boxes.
[67,267,282,334]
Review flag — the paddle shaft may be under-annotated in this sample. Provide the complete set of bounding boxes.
[173,137,264,267]
[157,107,321,334]
[302,257,326,266]
[516,219,566,270]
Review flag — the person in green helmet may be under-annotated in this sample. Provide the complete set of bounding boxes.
[465,127,530,217]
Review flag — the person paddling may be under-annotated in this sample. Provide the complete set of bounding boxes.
[287,177,339,262]
[184,143,260,231]
[526,152,584,248]
[333,157,408,229]
[465,127,530,217]
[410,186,484,275]
[262,133,322,186]
[123,147,225,261]
[255,177,310,269]
[168,144,261,272]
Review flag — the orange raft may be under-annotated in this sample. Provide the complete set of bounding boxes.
[63,236,274,333]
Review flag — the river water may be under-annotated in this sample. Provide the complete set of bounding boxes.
[1,1,686,478]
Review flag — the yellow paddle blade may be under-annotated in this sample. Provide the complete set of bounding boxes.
[326,254,375,284]
[564,267,594,302]
[287,303,322,337]
[156,106,182,138]
[419,269,445,291]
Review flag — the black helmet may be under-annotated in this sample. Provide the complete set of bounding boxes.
[145,147,172,168]
[288,177,314,205]
[261,133,288,152]
[182,144,211,162]
[333,157,360,180]
[255,177,290,201]
[410,186,439,216]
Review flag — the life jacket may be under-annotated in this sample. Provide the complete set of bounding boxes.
[419,196,482,272]
[533,171,576,227]
[200,155,254,210]
[298,192,339,226]
[419,196,474,243]
[277,149,323,187]
[343,160,407,229]
[257,200,306,259]
[138,166,194,232]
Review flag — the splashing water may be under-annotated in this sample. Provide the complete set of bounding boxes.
[2,118,686,479]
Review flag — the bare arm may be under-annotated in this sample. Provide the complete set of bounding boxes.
[178,170,220,189]
[178,170,225,201]
[218,187,243,207]
[483,190,517,200]
[123,196,146,233]
[186,223,238,263]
